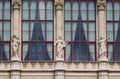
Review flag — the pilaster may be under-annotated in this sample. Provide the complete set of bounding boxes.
[97,0,108,79]
[54,0,65,79]
[55,59,64,79]
[55,0,64,34]
[10,0,21,79]
[97,0,106,38]
[10,59,21,79]
[12,0,21,36]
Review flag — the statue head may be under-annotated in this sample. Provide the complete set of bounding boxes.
[11,35,19,41]
[99,35,105,40]
[57,33,62,39]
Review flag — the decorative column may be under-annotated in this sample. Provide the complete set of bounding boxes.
[10,0,21,79]
[12,0,20,36]
[54,0,65,79]
[55,0,64,34]
[97,0,108,79]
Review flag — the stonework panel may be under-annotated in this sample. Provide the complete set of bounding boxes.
[65,76,97,79]
[0,76,10,79]
[109,76,120,79]
[21,76,54,79]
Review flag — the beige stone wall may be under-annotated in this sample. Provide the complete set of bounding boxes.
[65,76,97,79]
[0,76,10,79]
[109,76,120,79]
[21,75,54,79]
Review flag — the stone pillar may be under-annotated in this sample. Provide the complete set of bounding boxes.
[97,0,108,79]
[55,60,64,79]
[55,0,64,34]
[10,60,21,79]
[12,0,20,36]
[10,0,21,79]
[54,0,65,79]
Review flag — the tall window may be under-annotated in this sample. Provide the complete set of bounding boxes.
[107,1,120,61]
[64,0,96,61]
[22,0,54,62]
[0,0,11,61]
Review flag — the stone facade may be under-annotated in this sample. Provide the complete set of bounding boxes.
[0,0,120,79]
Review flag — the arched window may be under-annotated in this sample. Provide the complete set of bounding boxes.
[107,0,120,61]
[22,0,54,62]
[64,0,96,61]
[0,0,11,61]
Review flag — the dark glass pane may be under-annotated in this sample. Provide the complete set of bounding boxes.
[0,9,2,19]
[23,31,29,41]
[30,43,37,61]
[23,43,28,61]
[4,21,10,30]
[89,44,95,61]
[107,11,113,20]
[4,43,9,61]
[4,31,10,40]
[0,41,2,61]
[66,43,71,61]
[108,44,113,61]
[38,42,46,61]
[88,1,95,10]
[88,11,95,20]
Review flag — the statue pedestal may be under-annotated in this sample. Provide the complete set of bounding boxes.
[98,56,108,79]
[10,57,21,79]
[99,56,108,62]
[55,57,64,61]
[54,58,64,79]
[11,56,20,62]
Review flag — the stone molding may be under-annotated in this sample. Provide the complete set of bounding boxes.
[55,0,64,10]
[1,62,120,71]
[12,0,20,10]
[97,0,106,11]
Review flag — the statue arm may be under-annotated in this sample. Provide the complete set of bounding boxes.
[54,41,57,46]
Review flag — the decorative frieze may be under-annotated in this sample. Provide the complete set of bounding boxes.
[55,0,64,10]
[65,62,98,71]
[97,0,106,11]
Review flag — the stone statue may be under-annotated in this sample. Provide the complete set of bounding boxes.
[98,36,108,58]
[55,34,68,59]
[11,35,20,59]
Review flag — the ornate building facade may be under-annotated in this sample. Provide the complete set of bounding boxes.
[0,0,120,79]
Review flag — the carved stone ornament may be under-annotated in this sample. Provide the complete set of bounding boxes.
[55,0,64,10]
[97,0,106,11]
[12,0,20,10]
[98,36,109,61]
[55,33,68,59]
[11,35,20,60]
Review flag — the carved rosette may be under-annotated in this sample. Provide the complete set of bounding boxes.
[55,0,64,10]
[97,0,106,11]
[12,0,20,10]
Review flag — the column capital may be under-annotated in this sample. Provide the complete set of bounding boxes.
[97,0,106,11]
[12,0,20,10]
[55,0,64,10]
